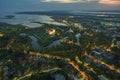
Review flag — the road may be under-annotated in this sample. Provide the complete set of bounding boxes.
[18,51,89,80]
[84,52,120,73]
[18,68,61,80]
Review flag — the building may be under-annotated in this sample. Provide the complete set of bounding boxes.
[47,29,56,37]
[91,49,104,55]
[0,33,4,37]
[68,28,74,33]
[75,33,81,45]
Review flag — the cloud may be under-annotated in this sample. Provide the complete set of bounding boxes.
[99,0,120,5]
[41,0,120,5]
[41,0,98,3]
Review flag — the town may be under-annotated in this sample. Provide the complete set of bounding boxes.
[0,11,120,80]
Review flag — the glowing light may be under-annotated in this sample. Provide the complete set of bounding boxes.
[42,0,98,3]
[0,33,4,37]
[42,0,82,3]
[99,0,120,5]
[48,29,56,36]
[85,53,120,73]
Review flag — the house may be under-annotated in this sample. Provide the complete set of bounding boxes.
[91,49,104,55]
[3,66,9,80]
[74,23,80,27]
[18,58,25,66]
[39,57,46,62]
[54,74,65,80]
[51,71,65,80]
[115,37,120,48]
[102,52,114,59]
[75,33,81,38]
[84,57,93,64]
[3,66,9,71]
[40,62,49,68]
[68,28,74,33]
[91,51,102,55]
[96,62,103,67]
[75,33,81,45]
[0,33,4,37]
[98,75,108,80]
[25,26,30,29]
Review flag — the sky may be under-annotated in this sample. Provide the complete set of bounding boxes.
[0,0,120,12]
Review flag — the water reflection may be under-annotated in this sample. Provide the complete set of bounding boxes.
[29,35,42,50]
[0,13,66,28]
